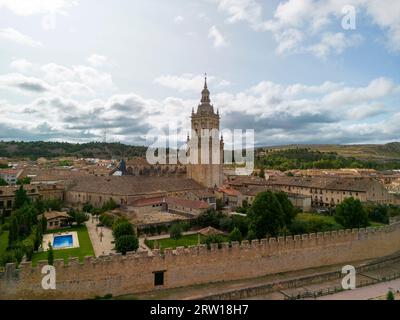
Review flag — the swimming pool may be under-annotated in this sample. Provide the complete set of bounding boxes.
[53,234,73,249]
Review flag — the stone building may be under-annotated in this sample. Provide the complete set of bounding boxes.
[39,210,73,230]
[0,168,23,185]
[266,176,393,207]
[0,185,39,217]
[187,77,224,188]
[65,176,206,208]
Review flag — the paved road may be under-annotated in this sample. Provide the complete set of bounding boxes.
[86,218,115,256]
[316,278,400,300]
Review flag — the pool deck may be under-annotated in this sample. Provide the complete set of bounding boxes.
[42,231,80,251]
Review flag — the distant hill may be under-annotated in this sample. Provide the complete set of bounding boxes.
[259,142,400,163]
[0,141,147,160]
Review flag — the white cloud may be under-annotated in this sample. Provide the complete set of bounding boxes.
[41,63,75,83]
[1,73,399,145]
[0,0,78,16]
[275,28,304,55]
[322,77,397,107]
[41,63,115,91]
[154,73,229,92]
[211,0,400,55]
[0,28,43,47]
[208,25,229,48]
[173,15,184,24]
[212,0,265,30]
[364,0,400,52]
[10,59,33,72]
[87,54,112,68]
[307,32,363,58]
[0,73,50,93]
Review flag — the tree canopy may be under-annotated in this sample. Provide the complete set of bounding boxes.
[334,197,369,229]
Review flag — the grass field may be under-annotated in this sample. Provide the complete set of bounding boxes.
[296,212,385,229]
[32,225,94,266]
[146,234,229,252]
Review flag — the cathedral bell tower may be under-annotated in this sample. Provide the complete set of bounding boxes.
[187,75,224,188]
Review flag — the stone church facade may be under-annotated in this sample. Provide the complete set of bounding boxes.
[186,77,224,188]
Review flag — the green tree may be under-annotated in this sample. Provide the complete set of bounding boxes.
[216,198,223,211]
[72,211,88,226]
[8,204,37,243]
[83,203,94,213]
[229,227,243,243]
[334,197,369,229]
[275,191,296,225]
[0,177,8,186]
[17,177,31,185]
[259,168,265,179]
[102,199,118,212]
[13,185,30,210]
[365,204,389,224]
[170,223,183,243]
[201,234,225,249]
[47,243,54,266]
[247,191,285,239]
[115,234,138,254]
[197,209,224,228]
[112,221,134,239]
[387,290,395,300]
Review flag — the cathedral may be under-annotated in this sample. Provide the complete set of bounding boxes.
[186,76,224,188]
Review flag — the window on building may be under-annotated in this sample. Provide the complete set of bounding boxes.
[154,271,165,286]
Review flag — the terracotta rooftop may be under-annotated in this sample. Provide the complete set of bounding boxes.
[40,211,72,221]
[68,176,204,196]
[198,226,225,236]
[0,184,39,197]
[130,196,209,210]
[266,176,383,192]
[218,186,242,197]
[0,168,23,176]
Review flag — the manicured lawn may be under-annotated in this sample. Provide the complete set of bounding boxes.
[0,231,9,258]
[32,225,94,266]
[297,212,339,224]
[370,221,385,227]
[296,212,386,230]
[146,234,229,252]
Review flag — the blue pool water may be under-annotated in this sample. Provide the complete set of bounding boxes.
[53,235,73,249]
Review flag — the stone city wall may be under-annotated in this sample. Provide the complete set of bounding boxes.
[1,222,400,299]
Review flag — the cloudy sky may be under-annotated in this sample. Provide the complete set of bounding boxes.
[0,0,399,146]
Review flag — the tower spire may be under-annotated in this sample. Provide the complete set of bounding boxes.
[201,73,210,104]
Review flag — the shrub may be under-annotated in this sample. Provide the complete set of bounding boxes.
[115,235,139,255]
[229,227,243,243]
[99,213,115,228]
[170,223,183,243]
[201,235,225,250]
[335,197,369,229]
[47,243,54,266]
[72,211,88,226]
[112,222,134,239]
[219,216,233,231]
[387,290,395,300]
[197,209,225,228]
[365,204,389,224]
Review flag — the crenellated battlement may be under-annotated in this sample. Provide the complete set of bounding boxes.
[1,222,400,299]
